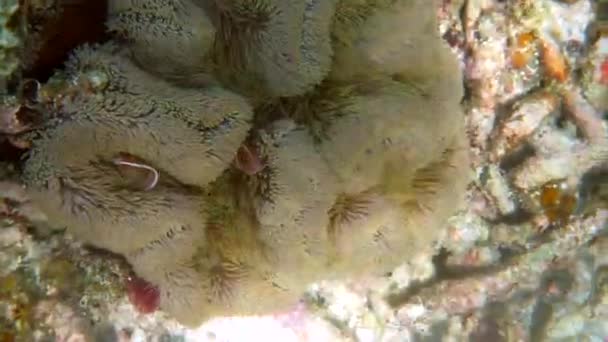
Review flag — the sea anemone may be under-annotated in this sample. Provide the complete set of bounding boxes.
[19,0,471,327]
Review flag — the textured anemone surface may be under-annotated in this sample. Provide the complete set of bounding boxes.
[16,0,470,326]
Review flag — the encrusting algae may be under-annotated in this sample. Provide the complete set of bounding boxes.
[8,0,471,326]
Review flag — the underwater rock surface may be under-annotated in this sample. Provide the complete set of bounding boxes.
[15,0,469,326]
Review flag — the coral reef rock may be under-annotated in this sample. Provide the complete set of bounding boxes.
[15,0,470,326]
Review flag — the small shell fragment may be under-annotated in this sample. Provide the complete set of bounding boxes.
[483,164,517,216]
[582,33,608,111]
[540,39,569,82]
[489,92,558,161]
